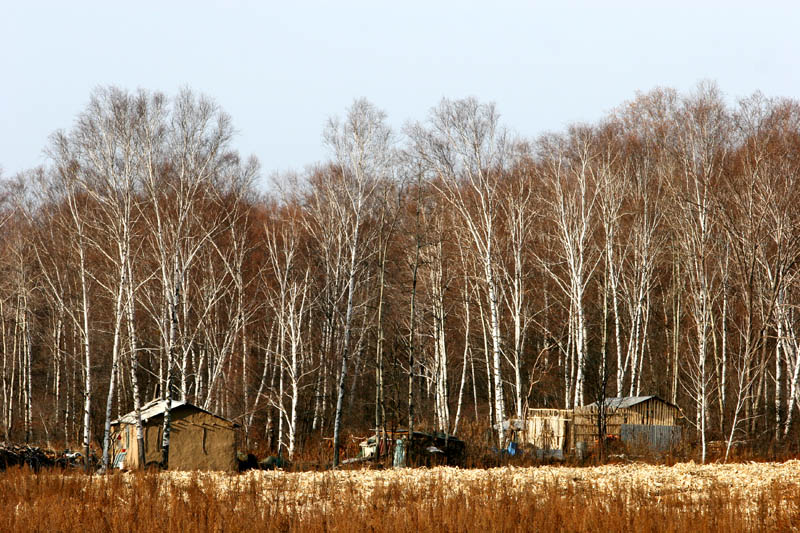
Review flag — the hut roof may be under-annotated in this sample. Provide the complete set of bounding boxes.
[585,395,677,410]
[112,398,236,426]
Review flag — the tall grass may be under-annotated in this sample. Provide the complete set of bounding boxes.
[2,465,799,532]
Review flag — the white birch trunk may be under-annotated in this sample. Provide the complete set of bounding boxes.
[101,261,126,470]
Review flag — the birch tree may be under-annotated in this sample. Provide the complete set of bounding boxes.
[265,216,313,458]
[407,98,509,441]
[725,95,800,439]
[617,88,680,401]
[318,99,392,467]
[1,177,38,445]
[593,127,628,398]
[39,154,96,470]
[371,179,401,453]
[670,82,729,463]
[51,87,150,470]
[537,126,601,408]
[498,150,537,417]
[138,89,238,468]
[419,198,452,432]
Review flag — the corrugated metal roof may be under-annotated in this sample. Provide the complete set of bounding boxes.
[586,395,676,410]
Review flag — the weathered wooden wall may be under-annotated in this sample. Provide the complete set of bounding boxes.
[620,424,682,451]
[525,410,569,451]
[525,398,680,454]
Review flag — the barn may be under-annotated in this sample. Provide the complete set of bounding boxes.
[522,395,682,457]
[110,399,238,471]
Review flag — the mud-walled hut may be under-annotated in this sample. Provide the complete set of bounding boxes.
[110,399,238,471]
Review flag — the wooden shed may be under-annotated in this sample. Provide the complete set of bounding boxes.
[574,396,681,452]
[582,395,679,425]
[110,399,238,471]
[522,396,681,456]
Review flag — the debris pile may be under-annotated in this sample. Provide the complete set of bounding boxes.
[0,442,54,470]
[351,430,466,467]
[0,442,89,470]
[236,451,291,472]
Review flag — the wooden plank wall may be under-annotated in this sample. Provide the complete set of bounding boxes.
[628,399,677,426]
[525,400,678,452]
[571,399,678,449]
[525,414,569,451]
[571,410,631,446]
[619,424,682,451]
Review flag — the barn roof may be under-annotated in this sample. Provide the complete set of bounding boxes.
[585,395,677,410]
[112,398,236,426]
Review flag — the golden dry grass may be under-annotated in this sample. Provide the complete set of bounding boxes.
[2,461,800,532]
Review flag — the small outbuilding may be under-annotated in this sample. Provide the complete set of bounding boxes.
[110,399,238,471]
[577,395,682,452]
[520,395,682,457]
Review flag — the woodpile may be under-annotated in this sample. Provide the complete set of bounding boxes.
[0,442,88,470]
[0,443,54,470]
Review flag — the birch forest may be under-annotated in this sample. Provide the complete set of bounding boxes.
[2,82,800,464]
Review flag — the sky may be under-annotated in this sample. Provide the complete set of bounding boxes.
[2,0,799,190]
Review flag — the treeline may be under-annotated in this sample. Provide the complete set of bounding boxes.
[1,82,800,466]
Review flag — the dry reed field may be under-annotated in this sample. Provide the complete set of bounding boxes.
[3,461,800,532]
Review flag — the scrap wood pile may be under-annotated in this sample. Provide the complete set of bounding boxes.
[0,442,86,470]
[0,443,53,470]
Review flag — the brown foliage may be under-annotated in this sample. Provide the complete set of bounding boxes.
[3,462,800,532]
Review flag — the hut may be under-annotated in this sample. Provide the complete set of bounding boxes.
[110,399,238,471]
[576,395,682,452]
[522,396,681,457]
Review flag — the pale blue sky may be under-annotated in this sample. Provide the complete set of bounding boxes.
[2,1,798,189]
